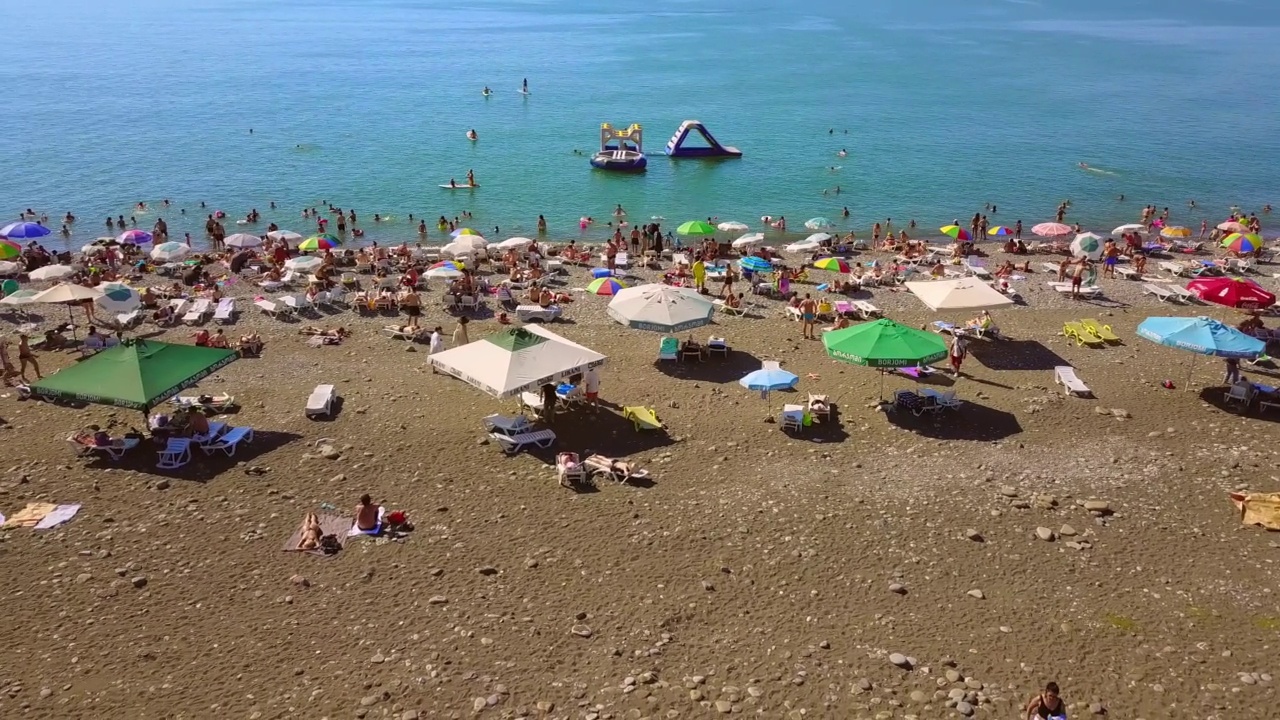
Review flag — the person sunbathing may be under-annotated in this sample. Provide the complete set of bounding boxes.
[586,454,640,480]
[966,310,993,331]
[725,293,742,309]
[296,513,324,551]
[238,333,264,357]
[929,262,946,277]
[995,260,1015,278]
[208,329,230,349]
[824,316,851,332]
[355,494,380,532]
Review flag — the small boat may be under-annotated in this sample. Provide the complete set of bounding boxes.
[590,122,647,173]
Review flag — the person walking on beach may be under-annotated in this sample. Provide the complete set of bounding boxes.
[1070,258,1087,299]
[1014,219,1022,240]
[427,326,444,370]
[692,255,706,294]
[1102,239,1119,279]
[948,333,967,377]
[1224,357,1241,386]
[1200,219,1208,239]
[583,367,601,410]
[16,334,40,382]
[1022,681,1065,720]
[452,316,470,346]
[799,293,818,340]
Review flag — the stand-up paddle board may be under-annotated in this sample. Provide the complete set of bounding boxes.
[439,184,480,189]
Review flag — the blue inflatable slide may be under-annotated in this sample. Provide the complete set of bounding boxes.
[663,120,743,158]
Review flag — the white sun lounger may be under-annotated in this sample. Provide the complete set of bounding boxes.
[200,426,253,456]
[490,428,556,455]
[305,384,337,418]
[168,297,189,317]
[115,309,141,329]
[68,434,140,462]
[156,438,193,470]
[1115,265,1139,280]
[1040,262,1063,275]
[382,325,426,341]
[213,297,236,323]
[183,298,211,324]
[280,294,311,312]
[712,298,746,316]
[171,393,236,411]
[254,298,292,318]
[852,300,880,318]
[1142,283,1177,302]
[1047,282,1102,297]
[516,304,561,323]
[1054,366,1092,397]
[1170,285,1199,303]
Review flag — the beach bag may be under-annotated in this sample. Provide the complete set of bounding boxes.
[319,534,342,555]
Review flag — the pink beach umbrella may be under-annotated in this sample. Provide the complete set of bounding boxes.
[1031,222,1072,238]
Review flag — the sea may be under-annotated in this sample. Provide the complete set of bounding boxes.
[3,0,1279,249]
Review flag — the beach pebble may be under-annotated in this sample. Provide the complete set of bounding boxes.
[289,574,309,587]
[75,573,92,584]
[427,595,448,604]
[130,575,148,589]
[964,529,983,542]
[1090,702,1106,714]
[154,479,170,491]
[945,670,961,683]
[1035,527,1056,541]
[999,485,1019,498]
[1059,524,1077,537]
[967,589,985,599]
[370,653,385,664]
[714,700,732,713]
[571,624,593,638]
[1083,500,1113,515]
[318,445,341,460]
[399,712,419,720]
[889,653,911,669]
[889,583,907,595]
[956,700,974,716]
[472,697,486,712]
[476,566,499,576]
[536,701,554,713]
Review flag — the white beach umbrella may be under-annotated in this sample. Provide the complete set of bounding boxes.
[94,282,143,314]
[1070,232,1104,260]
[607,284,716,333]
[493,237,534,250]
[717,221,749,232]
[1112,224,1145,236]
[285,255,322,272]
[427,325,606,398]
[81,243,106,255]
[785,239,821,253]
[151,242,192,262]
[266,230,303,242]
[442,241,484,258]
[224,233,263,249]
[732,233,765,249]
[0,261,23,276]
[29,264,75,281]
[33,283,102,304]
[0,289,39,306]
[450,234,487,249]
[904,277,1015,312]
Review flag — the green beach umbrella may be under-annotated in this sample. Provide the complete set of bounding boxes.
[29,339,237,414]
[676,220,717,237]
[823,318,948,398]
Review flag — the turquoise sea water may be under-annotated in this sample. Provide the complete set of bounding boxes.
[3,0,1279,248]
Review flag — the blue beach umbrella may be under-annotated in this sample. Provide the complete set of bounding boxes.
[739,363,799,398]
[1137,315,1265,388]
[739,256,773,273]
[0,221,52,239]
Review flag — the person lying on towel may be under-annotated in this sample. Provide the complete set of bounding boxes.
[296,513,323,551]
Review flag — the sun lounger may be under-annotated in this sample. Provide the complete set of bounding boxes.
[785,306,803,321]
[171,393,237,412]
[280,294,311,312]
[712,299,746,316]
[1047,282,1102,298]
[168,297,189,318]
[780,403,805,432]
[892,390,939,417]
[200,426,253,456]
[305,384,337,418]
[1063,321,1105,347]
[1080,318,1120,343]
[1115,265,1140,280]
[183,298,211,324]
[1054,366,1092,397]
[282,513,348,557]
[254,298,292,318]
[964,259,991,278]
[67,434,139,461]
[484,414,532,436]
[490,428,556,455]
[1040,262,1064,275]
[212,297,235,323]
[658,336,679,361]
[1171,285,1199,303]
[516,304,561,323]
[1142,283,1177,302]
[115,309,141,329]
[807,394,832,421]
[583,454,649,483]
[920,388,961,410]
[707,337,729,357]
[382,324,426,342]
[1224,381,1254,409]
[852,300,880,318]
[623,406,664,431]
[156,438,193,470]
[517,391,545,414]
[556,452,586,487]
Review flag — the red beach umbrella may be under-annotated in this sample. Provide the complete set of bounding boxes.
[1185,277,1276,310]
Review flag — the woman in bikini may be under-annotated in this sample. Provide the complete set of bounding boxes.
[296,513,323,551]
[1023,681,1066,719]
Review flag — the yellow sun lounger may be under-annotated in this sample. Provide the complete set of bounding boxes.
[1079,318,1120,342]
[1063,321,1104,347]
[622,406,664,431]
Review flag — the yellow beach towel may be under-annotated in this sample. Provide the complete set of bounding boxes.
[3,503,57,528]
[1231,492,1280,531]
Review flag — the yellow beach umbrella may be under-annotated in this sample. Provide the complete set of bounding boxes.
[1160,226,1192,239]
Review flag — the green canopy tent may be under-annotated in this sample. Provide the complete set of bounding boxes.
[822,318,948,399]
[29,340,237,415]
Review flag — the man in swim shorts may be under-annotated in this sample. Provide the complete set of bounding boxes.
[799,293,818,340]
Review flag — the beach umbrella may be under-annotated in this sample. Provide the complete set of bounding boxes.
[738,363,799,397]
[804,217,833,230]
[1031,222,1073,238]
[94,282,143,314]
[427,325,606,398]
[1221,233,1263,254]
[0,238,21,260]
[676,220,717,237]
[940,225,972,241]
[1160,226,1192,239]
[0,221,51,239]
[0,288,39,307]
[117,229,153,245]
[1185,277,1276,310]
[442,241,484,258]
[493,237,534,250]
[1137,315,1265,388]
[224,233,262,249]
[151,242,192,262]
[607,284,715,333]
[1070,232,1104,260]
[33,282,103,333]
[904,278,1015,312]
[297,235,340,252]
[717,221,749,232]
[813,258,851,274]
[739,256,773,273]
[586,277,627,296]
[1218,221,1249,233]
[785,239,822,253]
[451,227,484,237]
[29,339,238,414]
[284,255,322,272]
[0,260,21,275]
[81,243,107,255]
[29,264,74,281]
[987,226,1014,237]
[732,233,765,249]
[823,318,948,398]
[425,266,463,279]
[1112,223,1146,235]
[266,230,303,242]
[430,260,463,271]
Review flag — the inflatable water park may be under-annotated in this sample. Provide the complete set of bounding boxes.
[590,123,647,172]
[664,120,742,158]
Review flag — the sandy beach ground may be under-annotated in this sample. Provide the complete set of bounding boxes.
[1,243,1279,720]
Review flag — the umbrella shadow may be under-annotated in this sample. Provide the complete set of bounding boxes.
[886,401,1023,441]
[522,407,675,466]
[783,404,850,443]
[653,349,762,383]
[967,339,1070,372]
[87,429,304,482]
[1197,386,1280,421]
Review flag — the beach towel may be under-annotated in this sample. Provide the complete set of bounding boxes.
[348,506,386,537]
[35,504,81,530]
[1231,492,1280,531]
[281,513,349,557]
[2,502,57,528]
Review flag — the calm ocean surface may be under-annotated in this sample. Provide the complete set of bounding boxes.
[3,0,1279,248]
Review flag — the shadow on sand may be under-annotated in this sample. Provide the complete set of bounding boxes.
[653,349,762,383]
[1198,386,1280,422]
[886,401,1023,441]
[968,339,1071,372]
[83,429,304,482]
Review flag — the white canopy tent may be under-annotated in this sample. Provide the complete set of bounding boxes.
[903,277,1015,312]
[428,325,606,398]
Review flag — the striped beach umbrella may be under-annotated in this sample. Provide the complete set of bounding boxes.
[451,227,483,237]
[1031,223,1073,238]
[0,238,20,260]
[586,277,627,295]
[298,234,341,251]
[1221,233,1263,254]
[151,242,191,262]
[738,256,773,272]
[117,229,154,245]
[813,258,851,273]
[987,226,1014,237]
[0,221,52,239]
[940,225,971,241]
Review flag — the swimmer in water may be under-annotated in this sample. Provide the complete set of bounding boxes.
[483,86,491,95]
[467,129,477,140]
[1078,162,1088,169]
[837,149,847,157]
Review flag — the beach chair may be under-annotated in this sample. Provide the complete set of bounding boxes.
[516,305,561,323]
[490,428,557,455]
[1054,366,1092,397]
[1223,381,1255,410]
[496,286,517,308]
[68,434,140,462]
[780,404,805,432]
[1047,282,1102,298]
[200,426,253,456]
[712,298,746,316]
[1115,265,1140,280]
[707,336,729,357]
[156,438,193,470]
[833,300,854,317]
[892,389,938,416]
[483,414,532,436]
[1063,321,1104,347]
[115,309,141,329]
[807,394,832,422]
[279,269,298,286]
[518,391,544,414]
[459,294,479,312]
[920,388,961,410]
[964,259,991,278]
[1171,286,1199,303]
[254,298,290,318]
[784,306,803,321]
[658,336,679,361]
[582,454,649,483]
[1142,283,1177,302]
[853,300,880,318]
[556,452,586,487]
[168,297,189,318]
[213,297,235,323]
[622,406,664,431]
[328,286,348,305]
[1080,318,1120,343]
[280,294,311,312]
[183,298,211,324]
[382,324,425,342]
[615,252,630,269]
[171,393,237,412]
[305,384,337,418]
[1040,262,1063,275]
